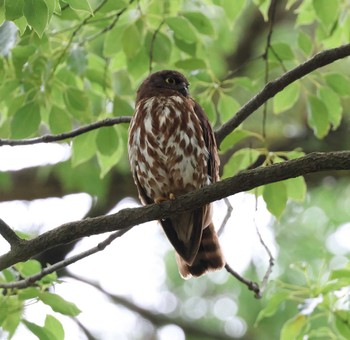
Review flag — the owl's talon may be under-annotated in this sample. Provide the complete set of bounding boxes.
[154,193,176,204]
[154,197,168,204]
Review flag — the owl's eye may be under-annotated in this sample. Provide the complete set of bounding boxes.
[165,77,176,85]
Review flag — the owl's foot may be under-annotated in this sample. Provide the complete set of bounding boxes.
[154,193,176,204]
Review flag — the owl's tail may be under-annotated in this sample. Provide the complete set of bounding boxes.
[176,222,225,279]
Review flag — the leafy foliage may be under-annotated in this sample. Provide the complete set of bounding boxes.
[0,0,350,339]
[0,260,79,338]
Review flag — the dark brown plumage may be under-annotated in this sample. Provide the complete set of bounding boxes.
[128,70,225,278]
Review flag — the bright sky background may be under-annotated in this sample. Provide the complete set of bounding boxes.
[1,143,348,339]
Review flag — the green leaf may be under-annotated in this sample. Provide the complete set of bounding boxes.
[103,24,124,57]
[65,0,92,13]
[23,319,55,340]
[321,278,350,294]
[220,129,263,152]
[44,0,58,17]
[23,0,48,37]
[18,287,40,300]
[330,268,350,280]
[1,268,16,282]
[166,16,198,43]
[122,24,141,59]
[307,95,329,139]
[71,131,97,167]
[285,176,307,202]
[222,148,260,179]
[5,0,23,20]
[11,101,41,139]
[49,105,72,134]
[146,30,172,63]
[112,96,134,116]
[253,0,270,21]
[15,260,42,277]
[280,315,307,340]
[318,87,342,129]
[1,297,22,337]
[63,87,89,114]
[126,48,149,79]
[0,1,4,25]
[175,58,206,70]
[233,76,255,91]
[263,182,287,218]
[96,127,119,156]
[273,82,300,114]
[298,31,313,55]
[335,311,350,340]
[199,96,215,122]
[173,35,197,56]
[39,291,81,316]
[13,15,28,35]
[45,315,64,340]
[182,11,215,36]
[325,73,350,96]
[256,291,290,324]
[313,0,339,30]
[11,45,36,75]
[217,0,245,21]
[67,47,87,75]
[270,42,294,61]
[97,127,124,177]
[217,93,241,123]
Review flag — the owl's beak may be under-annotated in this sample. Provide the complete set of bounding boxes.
[179,83,189,97]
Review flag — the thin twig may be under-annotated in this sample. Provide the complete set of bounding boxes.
[225,263,261,298]
[80,0,135,45]
[262,0,278,139]
[149,20,165,73]
[0,219,23,247]
[254,222,275,297]
[0,228,131,289]
[217,197,233,237]
[49,0,109,79]
[0,116,131,146]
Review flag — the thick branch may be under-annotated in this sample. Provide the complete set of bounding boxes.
[215,44,350,145]
[0,219,23,247]
[0,151,349,271]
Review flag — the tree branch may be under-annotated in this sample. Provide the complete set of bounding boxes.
[1,151,349,271]
[0,117,131,146]
[0,228,131,289]
[68,274,236,340]
[0,219,23,247]
[215,43,350,145]
[1,45,349,148]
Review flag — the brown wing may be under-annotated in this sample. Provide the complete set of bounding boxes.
[161,100,220,266]
[192,100,220,183]
[132,170,153,205]
[160,207,204,265]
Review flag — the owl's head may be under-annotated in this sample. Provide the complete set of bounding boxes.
[137,70,190,101]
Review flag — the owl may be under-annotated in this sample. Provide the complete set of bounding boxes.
[128,70,224,278]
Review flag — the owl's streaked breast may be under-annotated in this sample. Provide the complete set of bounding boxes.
[128,95,209,200]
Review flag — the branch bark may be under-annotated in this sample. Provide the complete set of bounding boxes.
[1,151,349,271]
[215,43,350,145]
[1,45,349,149]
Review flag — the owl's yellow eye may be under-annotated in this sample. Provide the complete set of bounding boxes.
[165,77,176,84]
